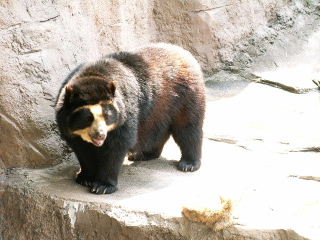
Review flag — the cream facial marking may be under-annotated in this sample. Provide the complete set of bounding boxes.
[72,102,117,147]
[73,127,93,144]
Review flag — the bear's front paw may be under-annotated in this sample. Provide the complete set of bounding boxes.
[90,182,118,194]
[76,172,94,187]
[177,160,200,172]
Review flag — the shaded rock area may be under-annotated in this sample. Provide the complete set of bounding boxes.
[1,0,320,240]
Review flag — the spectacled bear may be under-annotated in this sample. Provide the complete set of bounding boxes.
[55,43,206,194]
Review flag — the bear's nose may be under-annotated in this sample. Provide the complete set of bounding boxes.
[93,131,106,140]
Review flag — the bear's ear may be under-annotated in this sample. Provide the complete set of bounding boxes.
[64,85,77,103]
[107,81,116,97]
[65,85,73,96]
[55,85,74,111]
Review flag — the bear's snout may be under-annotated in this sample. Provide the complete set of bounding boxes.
[92,130,107,141]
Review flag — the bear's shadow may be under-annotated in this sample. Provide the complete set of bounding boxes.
[115,157,182,197]
[51,157,186,199]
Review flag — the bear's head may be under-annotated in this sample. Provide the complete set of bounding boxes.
[62,76,119,147]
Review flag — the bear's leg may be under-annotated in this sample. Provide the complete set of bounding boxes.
[90,148,127,194]
[171,123,203,172]
[128,129,170,161]
[76,163,96,187]
[69,139,97,187]
[90,124,137,194]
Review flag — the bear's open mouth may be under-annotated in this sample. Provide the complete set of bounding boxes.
[91,138,105,147]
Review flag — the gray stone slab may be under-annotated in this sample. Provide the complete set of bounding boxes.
[2,81,320,239]
[205,82,320,152]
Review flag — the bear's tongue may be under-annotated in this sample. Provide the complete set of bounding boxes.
[92,138,104,147]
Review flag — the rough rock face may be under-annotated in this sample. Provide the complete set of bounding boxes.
[0,0,287,168]
[0,0,156,168]
[154,0,288,71]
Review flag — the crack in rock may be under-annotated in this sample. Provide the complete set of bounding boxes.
[289,175,320,182]
[19,49,42,55]
[191,4,234,13]
[251,76,320,94]
[39,15,60,23]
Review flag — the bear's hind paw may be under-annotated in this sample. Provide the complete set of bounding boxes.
[177,160,200,172]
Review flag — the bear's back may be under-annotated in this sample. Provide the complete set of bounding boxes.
[135,43,202,82]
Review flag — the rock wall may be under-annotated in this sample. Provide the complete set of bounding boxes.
[0,0,156,168]
[0,0,287,168]
[153,0,288,71]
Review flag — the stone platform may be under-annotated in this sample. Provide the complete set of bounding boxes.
[1,77,320,239]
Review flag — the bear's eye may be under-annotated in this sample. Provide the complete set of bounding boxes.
[69,108,93,131]
[102,109,111,119]
[87,114,94,122]
[107,110,112,117]
[101,104,112,118]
